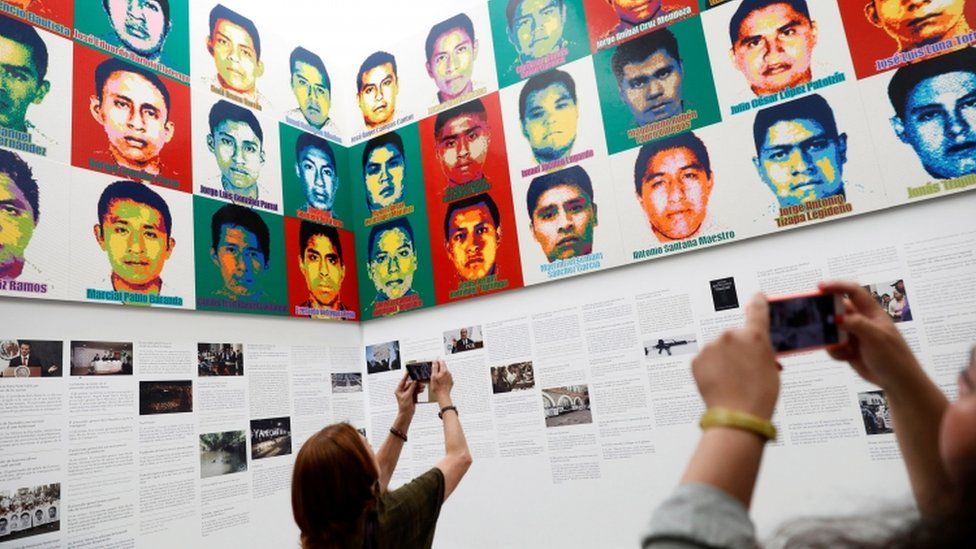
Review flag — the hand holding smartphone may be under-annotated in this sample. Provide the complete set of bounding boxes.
[767,291,847,355]
[405,361,432,382]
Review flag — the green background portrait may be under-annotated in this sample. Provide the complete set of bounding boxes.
[74,0,190,77]
[192,195,288,316]
[489,0,592,89]
[593,15,721,155]
[280,123,354,227]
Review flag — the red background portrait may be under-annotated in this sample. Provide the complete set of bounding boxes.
[1,0,73,36]
[71,43,193,193]
[583,0,699,51]
[837,0,976,79]
[285,217,361,321]
[419,92,524,305]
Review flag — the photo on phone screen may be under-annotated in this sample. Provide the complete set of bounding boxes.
[768,293,843,354]
[406,361,432,381]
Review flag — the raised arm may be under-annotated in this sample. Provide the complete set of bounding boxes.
[431,360,472,500]
[375,372,419,492]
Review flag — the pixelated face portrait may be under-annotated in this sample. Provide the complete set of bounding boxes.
[731,2,817,96]
[522,81,578,163]
[89,70,174,173]
[364,144,405,210]
[617,47,683,126]
[208,16,263,94]
[297,145,337,212]
[300,232,345,308]
[428,26,477,100]
[437,112,490,185]
[368,226,417,300]
[893,70,976,179]
[0,170,37,279]
[754,117,847,206]
[358,62,398,128]
[865,0,968,51]
[292,61,331,128]
[610,0,663,25]
[0,30,50,132]
[637,146,713,240]
[49,507,55,519]
[105,0,170,58]
[531,184,596,261]
[94,197,174,290]
[207,119,265,194]
[34,511,41,522]
[509,0,567,59]
[211,223,267,297]
[446,202,499,280]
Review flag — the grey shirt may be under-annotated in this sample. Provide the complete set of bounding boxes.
[642,483,759,549]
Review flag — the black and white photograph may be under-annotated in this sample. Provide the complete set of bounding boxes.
[250,417,293,460]
[443,326,485,354]
[197,343,245,376]
[365,341,401,374]
[643,334,699,358]
[543,385,592,428]
[859,390,893,436]
[491,362,534,394]
[69,341,133,375]
[0,483,60,541]
[0,340,62,378]
[139,381,193,415]
[200,430,248,479]
[331,372,363,393]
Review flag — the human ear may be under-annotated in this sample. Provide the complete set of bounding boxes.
[93,224,106,249]
[890,116,909,144]
[864,2,881,27]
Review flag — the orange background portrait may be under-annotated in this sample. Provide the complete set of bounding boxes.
[71,43,193,193]
[419,92,524,305]
[583,0,699,51]
[285,217,361,321]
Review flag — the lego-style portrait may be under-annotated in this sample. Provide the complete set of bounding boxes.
[361,132,406,213]
[0,0,73,36]
[285,218,359,321]
[280,124,349,227]
[356,50,400,130]
[284,45,340,140]
[358,213,434,318]
[425,13,481,105]
[525,165,598,263]
[202,3,269,110]
[583,0,698,51]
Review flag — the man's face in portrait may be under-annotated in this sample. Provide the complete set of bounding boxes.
[731,3,817,96]
[49,508,55,519]
[893,70,976,178]
[0,171,36,278]
[446,202,499,280]
[510,0,567,60]
[617,49,683,126]
[0,35,50,132]
[522,82,578,163]
[94,199,174,288]
[427,27,477,100]
[436,113,490,186]
[105,0,169,57]
[19,342,30,358]
[754,117,847,206]
[208,119,265,192]
[211,223,266,297]
[90,70,174,171]
[297,146,337,212]
[364,145,405,210]
[292,61,331,128]
[866,0,968,50]
[460,328,468,339]
[368,227,417,299]
[530,184,597,261]
[300,234,344,308]
[610,0,662,25]
[638,146,713,241]
[208,18,263,94]
[358,63,398,128]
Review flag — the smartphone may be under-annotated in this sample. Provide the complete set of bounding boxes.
[405,361,433,382]
[767,292,847,355]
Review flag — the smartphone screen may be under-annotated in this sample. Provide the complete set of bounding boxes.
[406,361,432,381]
[768,293,843,354]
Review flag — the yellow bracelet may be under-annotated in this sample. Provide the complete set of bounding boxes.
[700,407,777,442]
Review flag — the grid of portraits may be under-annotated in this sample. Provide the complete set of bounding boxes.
[1,0,974,321]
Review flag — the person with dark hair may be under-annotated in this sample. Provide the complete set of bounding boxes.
[295,133,338,214]
[287,46,337,135]
[206,4,266,106]
[506,0,568,64]
[0,516,7,535]
[209,203,269,301]
[444,193,501,281]
[600,0,673,41]
[93,180,175,297]
[887,47,976,180]
[292,360,471,548]
[518,69,579,163]
[633,131,714,242]
[297,221,348,317]
[526,165,597,262]
[0,14,50,138]
[19,512,28,529]
[89,57,175,177]
[0,149,39,280]
[752,93,847,207]
[207,99,265,200]
[643,282,976,548]
[729,0,817,97]
[366,217,417,302]
[357,51,399,129]
[612,28,683,126]
[434,98,490,187]
[865,0,970,54]
[362,132,406,211]
[102,0,171,60]
[33,509,42,525]
[426,13,480,104]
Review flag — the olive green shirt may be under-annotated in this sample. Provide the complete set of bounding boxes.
[343,468,446,549]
